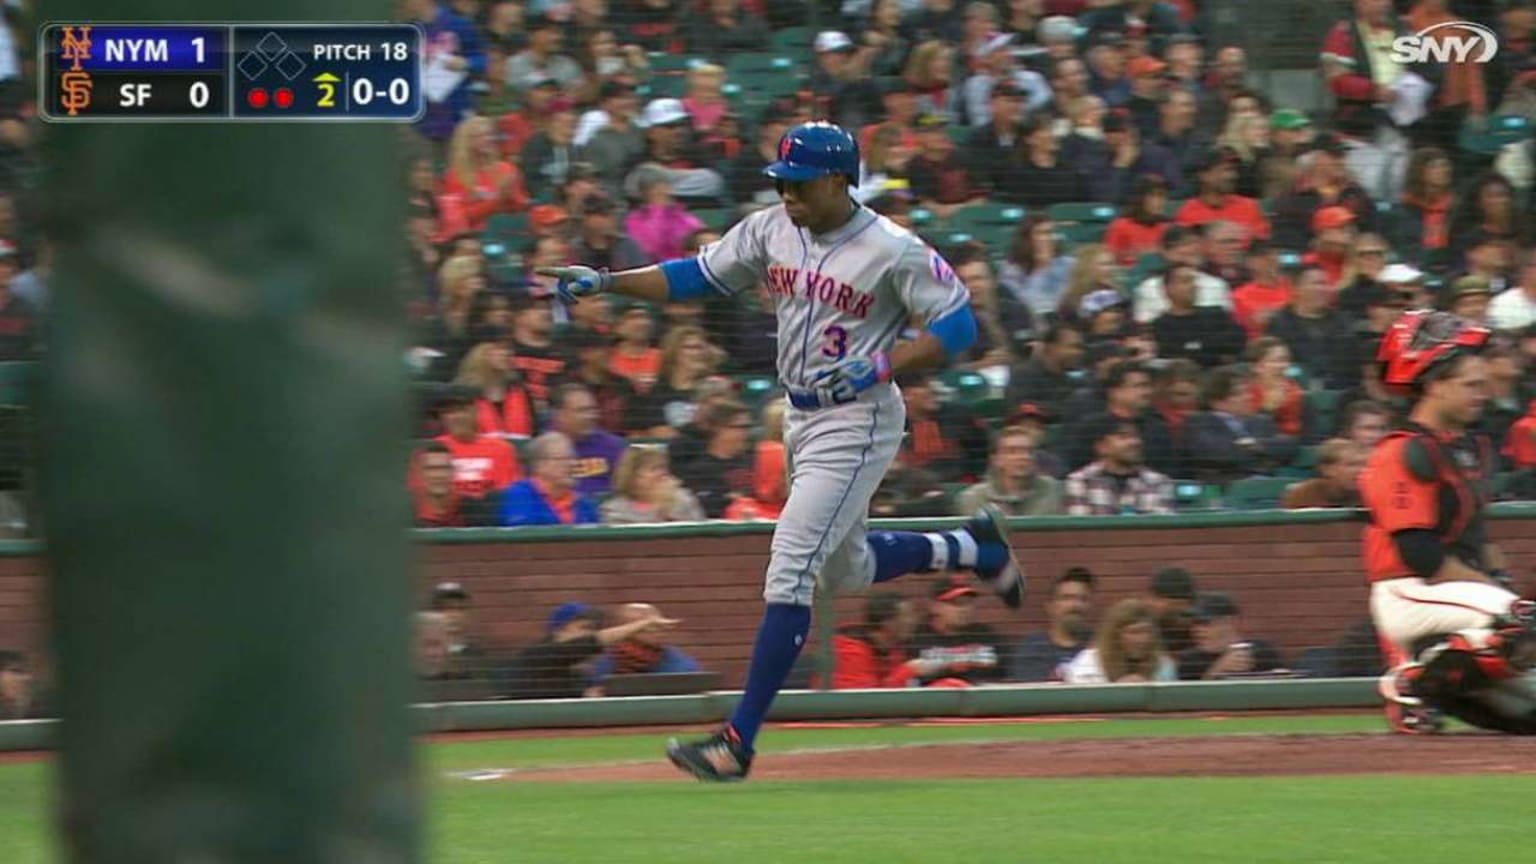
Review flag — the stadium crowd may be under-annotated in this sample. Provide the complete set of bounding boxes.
[402,0,1536,528]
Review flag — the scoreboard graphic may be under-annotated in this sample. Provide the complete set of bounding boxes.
[40,23,424,122]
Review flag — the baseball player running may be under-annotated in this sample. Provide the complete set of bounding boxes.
[539,121,1023,781]
[1362,311,1536,734]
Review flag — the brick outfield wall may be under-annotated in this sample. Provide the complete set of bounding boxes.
[4,521,1534,686]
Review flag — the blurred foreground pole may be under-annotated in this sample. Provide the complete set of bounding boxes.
[41,2,417,861]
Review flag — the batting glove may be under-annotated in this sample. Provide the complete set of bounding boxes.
[535,265,611,305]
[810,352,891,407]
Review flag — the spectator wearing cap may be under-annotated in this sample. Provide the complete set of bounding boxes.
[1395,146,1454,262]
[1124,55,1170,138]
[549,382,627,496]
[902,0,966,45]
[1009,567,1095,682]
[907,576,1009,687]
[1272,135,1376,251]
[508,292,569,409]
[1319,0,1417,202]
[965,80,1028,194]
[957,424,1065,517]
[1174,147,1270,242]
[577,83,646,196]
[1083,31,1131,107]
[428,580,488,663]
[499,431,601,526]
[588,603,700,689]
[508,602,678,699]
[0,239,33,360]
[1229,242,1292,339]
[1004,320,1085,420]
[571,193,648,272]
[1065,414,1175,515]
[1283,438,1366,510]
[557,328,638,434]
[506,14,584,93]
[729,101,795,208]
[1449,171,1530,262]
[1063,597,1178,684]
[1186,365,1298,483]
[434,388,522,500]
[1082,0,1187,54]
[962,34,1051,128]
[1105,175,1172,266]
[1147,566,1197,653]
[623,0,685,53]
[1300,205,1358,290]
[1177,593,1286,680]
[909,114,985,221]
[1196,46,1253,138]
[810,31,883,132]
[830,591,923,689]
[1150,263,1245,368]
[624,167,705,263]
[1490,252,1536,332]
[999,114,1085,207]
[497,76,562,162]
[1151,89,1206,190]
[1445,274,1495,324]
[1103,107,1184,204]
[410,0,487,142]
[1258,109,1316,201]
[624,99,726,204]
[452,341,537,438]
[685,0,770,60]
[1075,288,1130,341]
[438,117,531,237]
[520,100,579,202]
[1344,261,1424,324]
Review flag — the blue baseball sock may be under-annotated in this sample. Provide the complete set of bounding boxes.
[869,531,934,582]
[727,603,812,752]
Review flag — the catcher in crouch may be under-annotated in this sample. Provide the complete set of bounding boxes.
[1363,310,1535,734]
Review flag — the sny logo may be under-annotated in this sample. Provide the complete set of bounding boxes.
[59,25,94,116]
[1390,21,1499,64]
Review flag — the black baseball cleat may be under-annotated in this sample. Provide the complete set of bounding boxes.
[666,725,753,782]
[965,505,1024,610]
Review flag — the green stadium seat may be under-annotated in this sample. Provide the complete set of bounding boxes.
[1225,476,1295,510]
[484,212,529,242]
[735,375,778,412]
[1458,114,1533,155]
[726,53,798,77]
[1304,390,1342,437]
[1172,480,1211,511]
[648,52,702,74]
[1058,222,1107,246]
[1290,445,1318,471]
[644,75,687,99]
[947,202,1026,233]
[937,369,989,406]
[692,207,735,232]
[0,362,36,407]
[771,27,814,55]
[1047,201,1117,223]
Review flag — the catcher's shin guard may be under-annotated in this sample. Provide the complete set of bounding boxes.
[1413,626,1536,701]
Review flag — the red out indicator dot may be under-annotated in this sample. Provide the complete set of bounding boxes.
[247,87,269,109]
[275,88,295,109]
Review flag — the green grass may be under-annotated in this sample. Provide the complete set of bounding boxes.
[0,713,1509,864]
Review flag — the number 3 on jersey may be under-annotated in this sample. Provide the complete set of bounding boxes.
[821,325,849,360]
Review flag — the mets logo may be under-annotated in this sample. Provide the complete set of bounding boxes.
[929,250,959,287]
[779,136,793,160]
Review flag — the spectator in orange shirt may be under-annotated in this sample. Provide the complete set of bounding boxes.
[610,307,661,393]
[1302,206,1357,291]
[830,591,924,689]
[1245,336,1305,436]
[1105,174,1172,267]
[1397,147,1454,264]
[412,442,468,528]
[1230,242,1292,339]
[1174,147,1270,241]
[453,342,537,438]
[751,401,787,519]
[434,388,522,500]
[439,116,530,236]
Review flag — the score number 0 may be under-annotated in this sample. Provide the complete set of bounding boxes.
[315,77,412,108]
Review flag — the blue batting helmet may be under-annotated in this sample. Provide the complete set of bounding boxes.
[763,121,860,183]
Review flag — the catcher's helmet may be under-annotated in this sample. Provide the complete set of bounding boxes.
[1377,310,1491,395]
[763,121,860,183]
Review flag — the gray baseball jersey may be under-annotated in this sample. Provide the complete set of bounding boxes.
[694,203,971,606]
[697,204,969,390]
